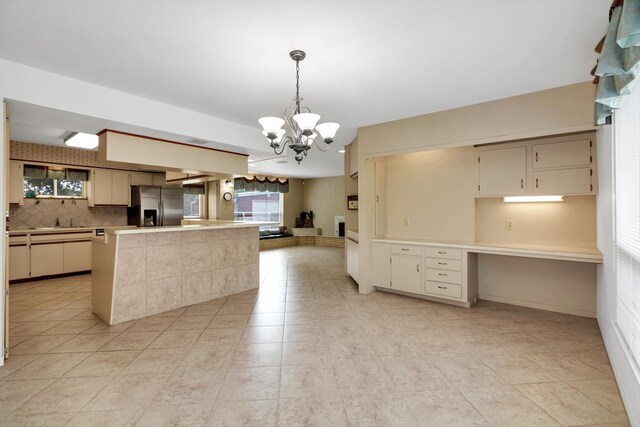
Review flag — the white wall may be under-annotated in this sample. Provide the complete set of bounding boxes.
[596,125,640,424]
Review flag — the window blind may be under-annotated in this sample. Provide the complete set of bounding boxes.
[614,82,640,372]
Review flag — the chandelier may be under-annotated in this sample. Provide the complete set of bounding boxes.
[258,50,340,164]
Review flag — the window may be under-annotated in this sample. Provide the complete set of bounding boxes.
[614,84,640,373]
[234,190,281,224]
[23,177,84,198]
[183,193,203,218]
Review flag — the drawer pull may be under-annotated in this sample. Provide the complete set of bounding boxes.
[417,264,420,272]
[437,286,448,289]
[437,251,447,254]
[438,273,448,276]
[520,178,524,189]
[438,262,448,266]
[401,248,409,251]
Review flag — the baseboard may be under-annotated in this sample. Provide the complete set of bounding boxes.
[480,293,596,318]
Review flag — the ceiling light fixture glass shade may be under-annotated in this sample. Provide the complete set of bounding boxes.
[258,49,340,164]
[64,132,99,149]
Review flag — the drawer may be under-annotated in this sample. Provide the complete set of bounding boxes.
[31,231,94,242]
[391,244,422,256]
[425,268,462,285]
[9,235,28,245]
[425,247,462,260]
[425,281,462,299]
[426,258,462,271]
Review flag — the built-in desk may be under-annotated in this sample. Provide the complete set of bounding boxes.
[372,238,601,317]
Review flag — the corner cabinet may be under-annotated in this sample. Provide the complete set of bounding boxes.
[89,170,129,206]
[372,241,476,307]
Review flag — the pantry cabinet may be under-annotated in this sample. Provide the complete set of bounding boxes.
[90,169,129,206]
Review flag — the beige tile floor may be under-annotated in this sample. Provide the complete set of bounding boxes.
[1,246,631,426]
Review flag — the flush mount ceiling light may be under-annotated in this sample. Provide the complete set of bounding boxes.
[503,195,564,203]
[259,50,340,164]
[64,132,99,149]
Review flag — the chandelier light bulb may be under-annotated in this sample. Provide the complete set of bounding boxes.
[293,113,320,135]
[262,129,286,144]
[315,122,340,143]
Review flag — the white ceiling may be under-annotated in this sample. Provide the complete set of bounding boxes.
[0,0,609,178]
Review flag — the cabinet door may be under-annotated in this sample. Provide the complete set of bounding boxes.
[152,174,167,186]
[533,168,592,195]
[63,241,92,273]
[9,245,30,280]
[92,169,113,205]
[9,161,23,205]
[374,159,386,237]
[346,239,359,282]
[111,171,130,205]
[130,172,153,186]
[349,139,358,177]
[372,243,391,288]
[479,147,526,196]
[30,243,64,277]
[391,255,422,294]
[532,139,591,169]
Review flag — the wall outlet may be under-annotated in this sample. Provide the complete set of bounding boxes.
[403,218,409,226]
[506,219,514,231]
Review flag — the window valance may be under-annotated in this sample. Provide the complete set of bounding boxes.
[183,184,206,195]
[594,0,640,125]
[24,164,89,181]
[234,176,289,193]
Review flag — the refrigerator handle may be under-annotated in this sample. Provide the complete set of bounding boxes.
[159,199,164,226]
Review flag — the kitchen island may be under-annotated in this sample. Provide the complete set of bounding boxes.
[91,223,259,325]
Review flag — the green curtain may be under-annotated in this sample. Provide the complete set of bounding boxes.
[23,165,89,181]
[183,184,205,195]
[595,0,640,125]
[234,177,289,193]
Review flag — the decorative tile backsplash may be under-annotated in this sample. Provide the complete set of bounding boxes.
[9,199,127,230]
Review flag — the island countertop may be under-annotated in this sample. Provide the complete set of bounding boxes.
[105,221,258,235]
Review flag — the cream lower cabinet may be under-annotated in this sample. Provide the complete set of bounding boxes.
[9,245,30,280]
[346,239,359,283]
[372,241,474,307]
[30,243,65,277]
[63,241,92,273]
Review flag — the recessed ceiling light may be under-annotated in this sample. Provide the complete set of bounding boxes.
[64,132,98,149]
[338,149,345,153]
[248,159,255,163]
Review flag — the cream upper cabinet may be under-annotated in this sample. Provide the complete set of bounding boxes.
[531,138,595,195]
[533,168,593,195]
[349,139,359,177]
[9,161,24,205]
[130,172,153,186]
[532,139,591,169]
[152,174,166,186]
[372,242,391,288]
[90,169,130,206]
[478,147,526,196]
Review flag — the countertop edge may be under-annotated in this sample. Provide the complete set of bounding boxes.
[108,223,260,234]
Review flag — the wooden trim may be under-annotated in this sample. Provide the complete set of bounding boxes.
[9,243,27,247]
[9,270,91,284]
[9,157,158,173]
[97,129,249,157]
[9,233,28,237]
[166,174,210,183]
[31,241,66,246]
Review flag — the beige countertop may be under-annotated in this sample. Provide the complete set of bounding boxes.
[9,226,135,236]
[107,222,259,235]
[373,236,602,263]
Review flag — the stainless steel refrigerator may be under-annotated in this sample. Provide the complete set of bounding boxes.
[128,186,184,227]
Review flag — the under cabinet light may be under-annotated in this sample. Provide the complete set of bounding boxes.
[64,132,99,149]
[503,195,564,203]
